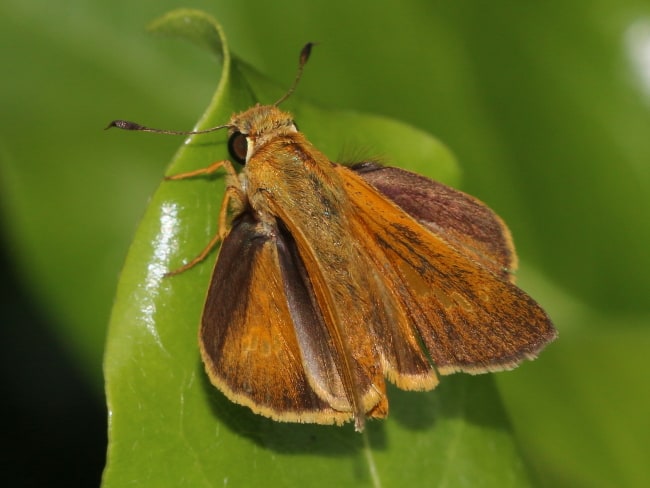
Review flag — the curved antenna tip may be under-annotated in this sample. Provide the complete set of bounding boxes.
[274,42,317,106]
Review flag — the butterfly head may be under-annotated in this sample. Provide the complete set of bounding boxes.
[226,105,299,165]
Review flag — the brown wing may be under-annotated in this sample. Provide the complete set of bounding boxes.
[352,162,516,281]
[258,145,440,430]
[337,165,556,376]
[199,212,352,426]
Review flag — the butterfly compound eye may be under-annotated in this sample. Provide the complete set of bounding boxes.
[228,131,248,164]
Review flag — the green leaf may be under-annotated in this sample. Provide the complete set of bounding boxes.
[4,3,650,487]
[103,9,530,487]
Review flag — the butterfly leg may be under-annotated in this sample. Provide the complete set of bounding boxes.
[164,159,238,181]
[164,160,246,277]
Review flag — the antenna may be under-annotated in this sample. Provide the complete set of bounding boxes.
[104,119,228,135]
[106,43,316,135]
[273,42,315,106]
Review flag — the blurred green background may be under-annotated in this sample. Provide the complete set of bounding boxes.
[2,0,649,487]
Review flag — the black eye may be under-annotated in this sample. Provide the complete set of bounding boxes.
[228,131,248,164]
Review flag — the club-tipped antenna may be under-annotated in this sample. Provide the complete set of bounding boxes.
[106,43,316,135]
[273,42,315,106]
[104,119,228,135]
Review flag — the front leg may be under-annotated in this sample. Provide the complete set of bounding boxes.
[164,160,247,277]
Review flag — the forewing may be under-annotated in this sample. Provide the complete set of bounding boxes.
[273,220,353,413]
[199,212,351,425]
[338,165,556,375]
[353,163,516,281]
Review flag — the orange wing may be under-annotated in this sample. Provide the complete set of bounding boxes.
[199,212,352,426]
[338,164,556,377]
[352,163,517,280]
